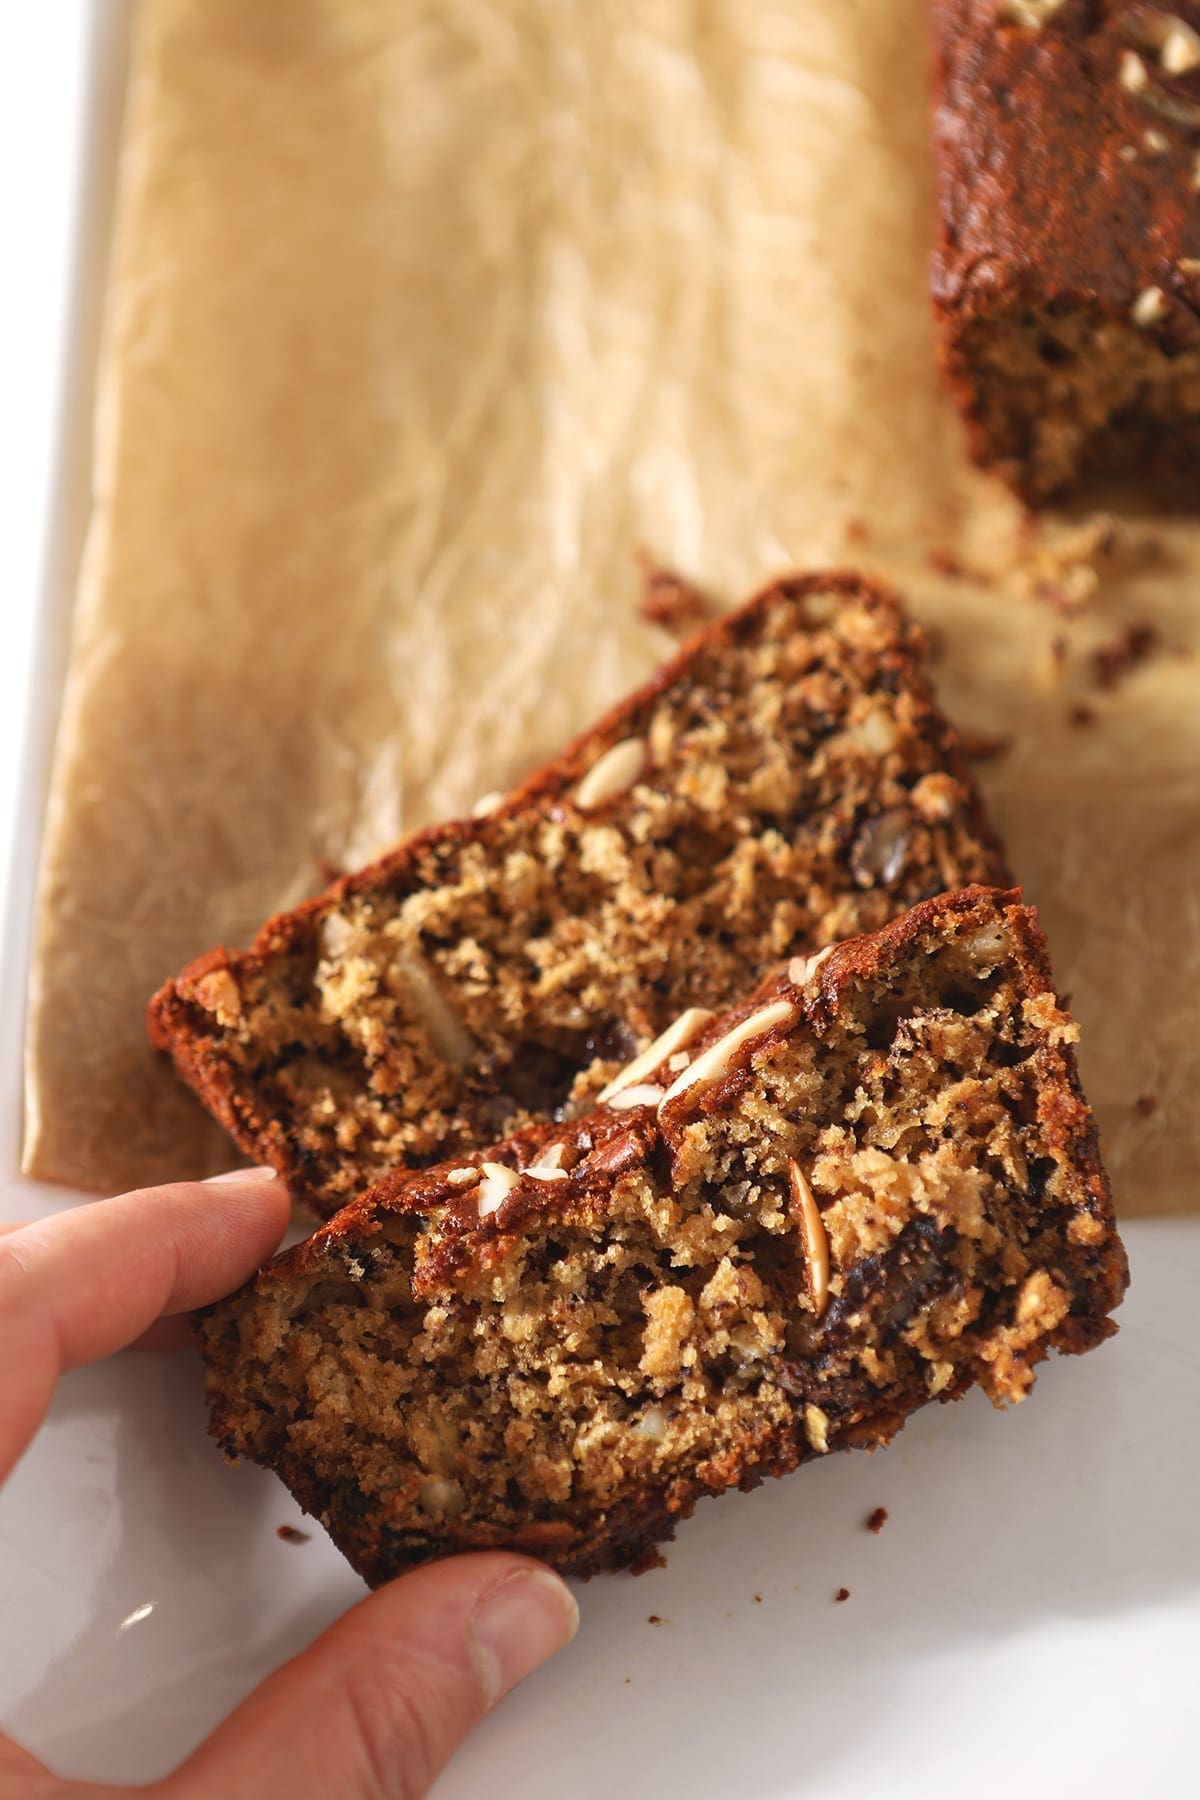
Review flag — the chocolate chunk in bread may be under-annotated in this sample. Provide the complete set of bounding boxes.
[149,572,1008,1216]
[198,887,1127,1581]
[932,0,1200,501]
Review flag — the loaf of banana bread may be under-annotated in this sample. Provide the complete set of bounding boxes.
[198,887,1127,1582]
[149,572,1008,1217]
[932,0,1200,500]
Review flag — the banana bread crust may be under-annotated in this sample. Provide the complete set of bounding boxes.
[198,888,1127,1582]
[149,572,1008,1216]
[932,0,1200,500]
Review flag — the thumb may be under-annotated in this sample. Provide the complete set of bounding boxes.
[164,1553,578,1800]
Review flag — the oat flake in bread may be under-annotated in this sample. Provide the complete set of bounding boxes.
[149,573,1009,1216]
[932,0,1200,500]
[198,888,1127,1581]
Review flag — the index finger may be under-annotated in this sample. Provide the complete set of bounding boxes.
[0,1172,290,1477]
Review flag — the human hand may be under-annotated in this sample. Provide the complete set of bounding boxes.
[0,1173,578,1798]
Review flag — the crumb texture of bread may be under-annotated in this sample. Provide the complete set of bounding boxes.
[149,574,1007,1215]
[198,888,1127,1582]
[932,0,1200,500]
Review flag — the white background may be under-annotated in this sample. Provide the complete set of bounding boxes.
[0,9,1196,1796]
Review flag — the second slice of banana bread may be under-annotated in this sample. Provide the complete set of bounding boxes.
[149,572,1008,1215]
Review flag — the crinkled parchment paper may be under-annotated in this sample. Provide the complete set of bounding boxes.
[24,0,1199,1211]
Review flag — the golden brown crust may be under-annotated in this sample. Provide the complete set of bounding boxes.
[199,888,1127,1581]
[931,0,1200,500]
[149,572,1009,1215]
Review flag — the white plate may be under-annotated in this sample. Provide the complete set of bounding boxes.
[1,10,1197,1796]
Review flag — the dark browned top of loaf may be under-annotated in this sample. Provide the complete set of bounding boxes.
[932,0,1200,345]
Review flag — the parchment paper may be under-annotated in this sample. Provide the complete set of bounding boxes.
[24,0,1199,1212]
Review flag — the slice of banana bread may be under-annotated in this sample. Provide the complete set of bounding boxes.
[198,887,1127,1582]
[149,573,1008,1216]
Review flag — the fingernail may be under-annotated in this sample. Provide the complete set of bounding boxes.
[205,1166,279,1184]
[471,1567,579,1707]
